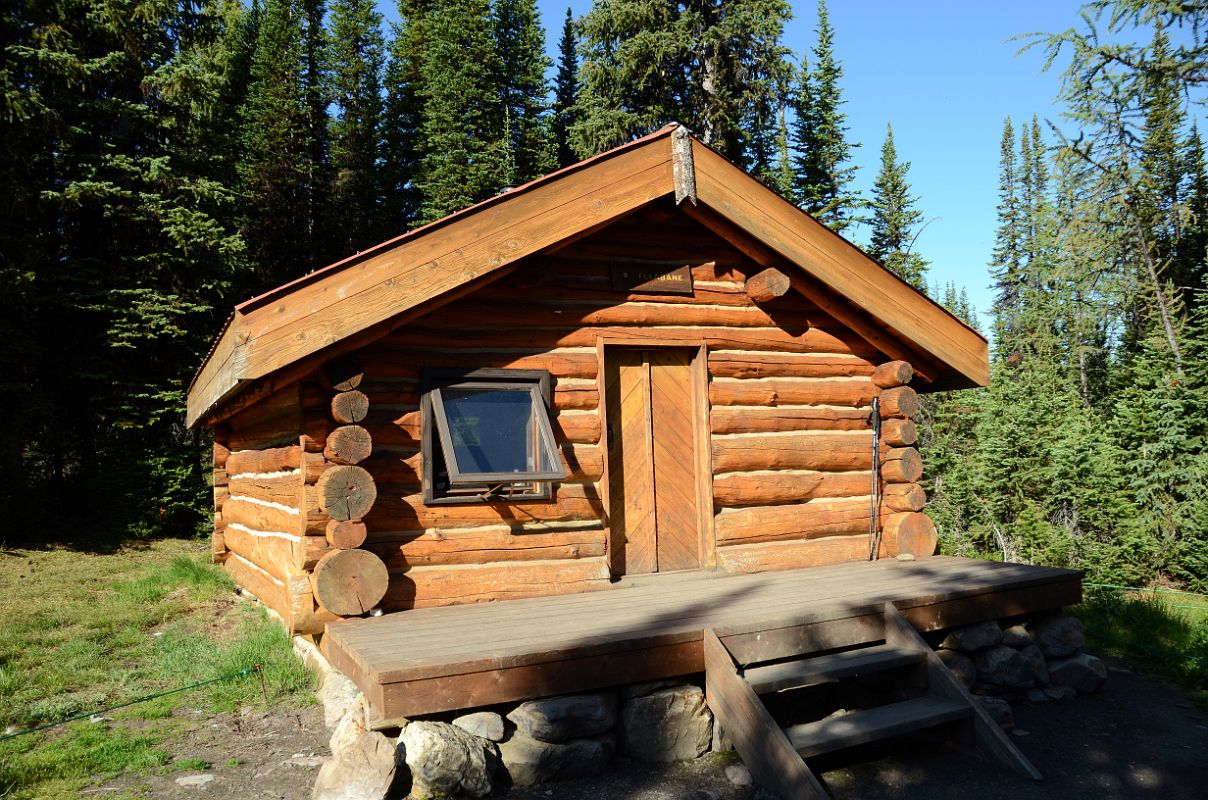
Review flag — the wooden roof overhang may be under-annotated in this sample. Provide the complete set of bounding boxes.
[187,125,989,428]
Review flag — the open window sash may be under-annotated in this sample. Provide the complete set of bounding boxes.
[429,382,566,485]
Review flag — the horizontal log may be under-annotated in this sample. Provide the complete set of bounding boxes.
[359,346,599,380]
[223,525,305,582]
[317,465,377,521]
[715,497,875,545]
[331,390,369,424]
[710,378,876,408]
[326,519,368,549]
[392,325,876,357]
[365,492,604,532]
[872,360,914,389]
[227,384,300,432]
[716,533,897,574]
[881,447,923,483]
[710,406,869,435]
[885,512,938,558]
[745,267,792,302]
[713,471,872,508]
[553,411,601,444]
[211,529,227,563]
[881,418,917,447]
[213,467,228,489]
[222,497,302,536]
[366,527,608,568]
[311,548,389,616]
[213,485,229,511]
[474,281,775,308]
[226,444,303,476]
[321,357,364,393]
[324,424,373,466]
[707,351,875,379]
[879,386,919,419]
[304,452,329,484]
[213,442,230,470]
[227,418,303,451]
[417,299,809,329]
[228,475,301,507]
[222,551,338,636]
[357,384,596,414]
[380,557,612,610]
[712,432,875,473]
[882,482,926,512]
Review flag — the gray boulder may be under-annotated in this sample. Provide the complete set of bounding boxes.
[974,645,1034,689]
[940,620,1003,652]
[1047,653,1107,694]
[452,711,505,743]
[1019,644,1050,686]
[937,648,977,688]
[979,696,1014,728]
[398,720,498,799]
[620,685,713,763]
[1001,624,1033,649]
[312,712,399,800]
[317,671,363,731]
[1032,614,1085,658]
[507,693,617,743]
[1044,685,1078,701]
[498,732,614,787]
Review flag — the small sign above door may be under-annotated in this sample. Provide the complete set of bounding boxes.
[610,261,695,295]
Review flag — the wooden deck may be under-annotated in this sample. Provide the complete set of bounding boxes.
[322,556,1081,728]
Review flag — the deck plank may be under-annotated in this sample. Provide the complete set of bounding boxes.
[321,556,1081,723]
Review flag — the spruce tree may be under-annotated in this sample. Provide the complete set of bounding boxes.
[329,0,385,254]
[416,0,505,222]
[867,123,928,289]
[990,117,1024,352]
[494,0,553,184]
[382,0,429,230]
[790,0,861,232]
[552,8,580,169]
[572,0,792,162]
[239,0,325,286]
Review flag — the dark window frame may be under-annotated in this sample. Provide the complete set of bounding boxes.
[420,368,562,505]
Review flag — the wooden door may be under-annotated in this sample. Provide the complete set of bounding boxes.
[604,348,700,576]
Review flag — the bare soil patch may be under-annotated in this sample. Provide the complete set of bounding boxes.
[92,654,1207,800]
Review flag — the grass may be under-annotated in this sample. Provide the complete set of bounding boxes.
[0,538,315,799]
[1076,585,1208,707]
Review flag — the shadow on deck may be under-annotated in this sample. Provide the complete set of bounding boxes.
[320,556,1081,729]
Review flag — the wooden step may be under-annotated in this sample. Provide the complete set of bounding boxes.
[743,644,924,694]
[786,696,972,759]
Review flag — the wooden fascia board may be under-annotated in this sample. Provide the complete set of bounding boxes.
[188,136,675,427]
[691,142,990,389]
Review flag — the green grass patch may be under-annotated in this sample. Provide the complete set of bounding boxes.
[0,539,315,799]
[1076,586,1208,707]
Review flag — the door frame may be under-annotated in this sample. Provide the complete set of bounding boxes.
[596,338,716,578]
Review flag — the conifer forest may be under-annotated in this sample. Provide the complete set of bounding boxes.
[3,0,1207,591]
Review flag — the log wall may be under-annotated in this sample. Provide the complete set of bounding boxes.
[215,207,940,620]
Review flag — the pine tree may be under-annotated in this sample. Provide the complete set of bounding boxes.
[382,0,429,230]
[494,0,553,184]
[867,123,928,289]
[991,117,1024,352]
[329,0,385,254]
[572,0,792,162]
[239,0,326,286]
[416,0,505,222]
[552,8,579,169]
[790,0,861,232]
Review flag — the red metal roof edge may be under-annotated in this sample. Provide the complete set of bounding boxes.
[234,124,681,315]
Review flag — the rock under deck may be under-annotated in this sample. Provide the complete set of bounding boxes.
[321,556,1081,728]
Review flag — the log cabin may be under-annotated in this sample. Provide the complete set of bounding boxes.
[189,125,1080,794]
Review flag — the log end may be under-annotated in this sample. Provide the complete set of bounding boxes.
[872,360,914,389]
[745,267,792,302]
[312,549,390,616]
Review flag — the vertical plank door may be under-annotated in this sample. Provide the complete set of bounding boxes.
[604,348,700,576]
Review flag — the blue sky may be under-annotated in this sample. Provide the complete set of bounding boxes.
[378,1,1101,328]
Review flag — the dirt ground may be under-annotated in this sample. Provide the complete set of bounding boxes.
[100,654,1208,800]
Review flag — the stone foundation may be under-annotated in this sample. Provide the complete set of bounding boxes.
[303,609,1104,799]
